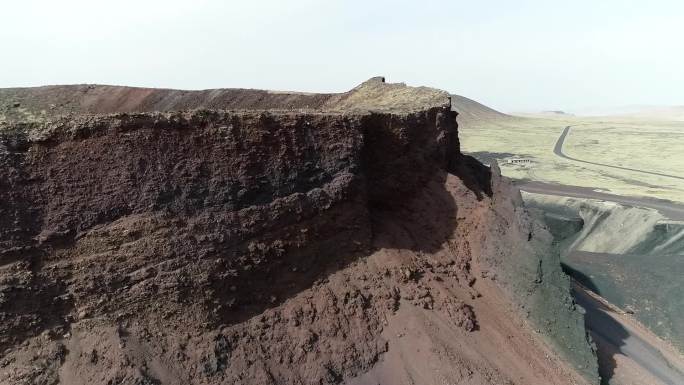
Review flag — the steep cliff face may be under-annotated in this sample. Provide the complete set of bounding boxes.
[476,164,598,380]
[0,79,595,385]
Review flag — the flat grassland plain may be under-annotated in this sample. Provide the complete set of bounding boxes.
[459,113,684,204]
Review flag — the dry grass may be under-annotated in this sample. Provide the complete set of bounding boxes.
[459,115,684,203]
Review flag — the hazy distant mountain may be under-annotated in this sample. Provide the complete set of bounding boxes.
[571,105,684,121]
[450,94,511,126]
[541,110,573,116]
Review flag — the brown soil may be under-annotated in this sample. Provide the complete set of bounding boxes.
[0,78,595,385]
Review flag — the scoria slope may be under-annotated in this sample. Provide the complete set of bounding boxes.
[0,78,597,385]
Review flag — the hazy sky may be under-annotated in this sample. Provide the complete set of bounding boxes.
[2,0,683,112]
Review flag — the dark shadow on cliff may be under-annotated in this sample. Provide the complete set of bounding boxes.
[563,263,629,385]
[210,112,481,325]
[212,156,493,327]
[212,168,463,326]
[450,154,492,201]
[369,169,459,253]
[210,107,495,326]
[562,263,600,294]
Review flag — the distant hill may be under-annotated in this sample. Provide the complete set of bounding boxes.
[572,105,684,121]
[608,106,684,121]
[541,110,573,116]
[450,94,512,126]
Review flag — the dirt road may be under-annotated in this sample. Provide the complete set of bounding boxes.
[573,283,684,385]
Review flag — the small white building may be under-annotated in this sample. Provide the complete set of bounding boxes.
[506,158,533,165]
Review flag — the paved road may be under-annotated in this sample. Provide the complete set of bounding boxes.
[573,284,684,385]
[554,125,684,181]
